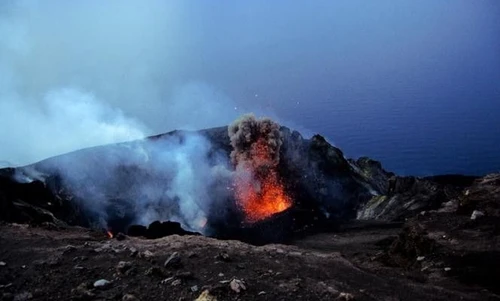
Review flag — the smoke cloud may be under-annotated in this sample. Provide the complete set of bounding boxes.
[229,114,283,170]
[0,1,249,166]
[0,88,146,166]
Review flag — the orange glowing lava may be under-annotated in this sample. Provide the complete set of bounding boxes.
[106,230,113,239]
[234,137,292,222]
[235,170,291,222]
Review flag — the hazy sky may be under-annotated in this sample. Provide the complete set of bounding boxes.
[0,0,499,174]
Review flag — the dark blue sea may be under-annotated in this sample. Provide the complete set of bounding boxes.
[288,88,500,176]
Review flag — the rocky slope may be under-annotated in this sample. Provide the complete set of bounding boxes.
[0,219,497,301]
[0,126,499,300]
[386,174,500,295]
[3,126,376,236]
[1,126,470,233]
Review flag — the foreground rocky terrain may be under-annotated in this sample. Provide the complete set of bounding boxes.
[1,126,499,300]
[0,217,497,301]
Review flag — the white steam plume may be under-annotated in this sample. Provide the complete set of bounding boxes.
[0,88,146,165]
[0,1,245,166]
[35,131,232,233]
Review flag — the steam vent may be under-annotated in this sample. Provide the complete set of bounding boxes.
[1,115,499,300]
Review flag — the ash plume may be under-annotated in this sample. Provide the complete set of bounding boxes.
[229,114,283,171]
[228,114,291,222]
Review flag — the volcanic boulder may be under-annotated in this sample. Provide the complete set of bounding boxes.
[127,221,200,239]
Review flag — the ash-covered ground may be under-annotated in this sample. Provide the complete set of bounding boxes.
[1,123,499,300]
[0,213,497,301]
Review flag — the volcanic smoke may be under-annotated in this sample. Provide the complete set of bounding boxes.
[228,114,292,222]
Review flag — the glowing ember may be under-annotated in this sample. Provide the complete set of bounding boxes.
[106,230,113,239]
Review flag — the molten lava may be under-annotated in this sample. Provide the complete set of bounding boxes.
[234,169,291,222]
[106,230,113,239]
[233,136,292,222]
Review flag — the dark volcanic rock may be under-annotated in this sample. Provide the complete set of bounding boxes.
[387,174,500,293]
[0,127,500,298]
[279,129,375,219]
[0,169,76,227]
[353,157,478,222]
[127,225,147,237]
[144,221,200,239]
[214,208,296,245]
[349,157,395,194]
[0,125,486,243]
[356,176,446,221]
[3,223,495,301]
[127,221,200,239]
[458,173,500,216]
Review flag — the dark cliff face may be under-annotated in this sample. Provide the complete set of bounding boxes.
[354,159,479,221]
[278,128,375,219]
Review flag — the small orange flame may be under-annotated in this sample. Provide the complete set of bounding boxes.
[106,230,113,239]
